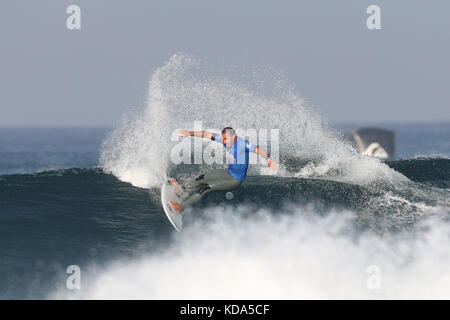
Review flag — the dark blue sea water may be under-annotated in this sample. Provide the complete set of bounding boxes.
[0,127,107,175]
[1,124,449,299]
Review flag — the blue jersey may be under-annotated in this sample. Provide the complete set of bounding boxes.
[214,133,257,181]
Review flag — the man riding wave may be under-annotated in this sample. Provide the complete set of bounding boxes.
[168,127,277,213]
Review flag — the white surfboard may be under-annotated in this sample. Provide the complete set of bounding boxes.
[161,180,183,231]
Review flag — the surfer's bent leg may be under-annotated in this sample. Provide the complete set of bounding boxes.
[182,173,207,192]
[180,169,241,209]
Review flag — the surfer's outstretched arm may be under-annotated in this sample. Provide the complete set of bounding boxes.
[178,129,214,140]
[254,146,277,170]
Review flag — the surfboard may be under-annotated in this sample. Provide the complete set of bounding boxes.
[161,180,183,231]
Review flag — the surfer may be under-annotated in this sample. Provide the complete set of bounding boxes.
[168,127,277,213]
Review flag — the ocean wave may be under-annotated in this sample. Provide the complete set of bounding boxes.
[1,157,449,234]
[1,158,449,298]
[386,157,450,183]
[49,205,450,299]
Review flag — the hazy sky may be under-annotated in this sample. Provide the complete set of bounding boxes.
[1,0,449,126]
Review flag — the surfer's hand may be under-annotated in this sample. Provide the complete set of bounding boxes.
[178,129,190,137]
[267,158,277,170]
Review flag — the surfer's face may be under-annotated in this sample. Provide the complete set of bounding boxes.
[222,132,235,148]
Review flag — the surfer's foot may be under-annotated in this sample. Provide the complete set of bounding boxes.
[169,178,183,197]
[169,201,182,214]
